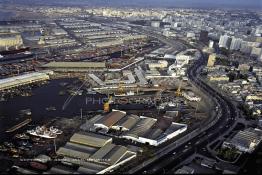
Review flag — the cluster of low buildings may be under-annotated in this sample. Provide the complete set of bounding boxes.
[48,132,138,174]
[83,110,187,146]
[206,54,262,118]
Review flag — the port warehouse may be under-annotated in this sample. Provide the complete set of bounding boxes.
[83,110,187,146]
[0,71,53,91]
[41,62,107,72]
[49,132,137,174]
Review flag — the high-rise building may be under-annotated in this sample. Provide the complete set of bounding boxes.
[230,37,242,51]
[207,54,216,67]
[199,30,209,43]
[219,35,231,49]
[209,40,214,48]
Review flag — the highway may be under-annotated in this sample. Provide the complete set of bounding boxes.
[124,29,238,174]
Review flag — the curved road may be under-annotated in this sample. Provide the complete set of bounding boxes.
[127,40,238,174]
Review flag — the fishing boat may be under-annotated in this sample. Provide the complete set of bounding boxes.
[86,88,97,95]
[45,106,56,111]
[27,125,62,139]
[14,133,30,140]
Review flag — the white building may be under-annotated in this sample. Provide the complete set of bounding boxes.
[151,21,160,28]
[230,37,242,51]
[219,35,231,49]
[0,72,50,91]
[222,128,262,153]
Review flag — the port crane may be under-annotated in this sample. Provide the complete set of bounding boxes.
[175,80,183,97]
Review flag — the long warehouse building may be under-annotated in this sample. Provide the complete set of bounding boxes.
[42,62,107,72]
[0,71,50,91]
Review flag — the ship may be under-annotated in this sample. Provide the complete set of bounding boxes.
[14,133,30,140]
[19,109,32,116]
[45,106,56,111]
[27,125,63,139]
[58,91,66,96]
[114,91,136,97]
[86,88,97,95]
[5,118,32,133]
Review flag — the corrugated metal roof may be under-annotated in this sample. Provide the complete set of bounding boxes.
[65,142,98,155]
[42,61,106,68]
[70,132,112,148]
[114,114,140,130]
[90,143,115,160]
[102,145,128,165]
[96,110,126,128]
[125,117,157,137]
[56,147,91,160]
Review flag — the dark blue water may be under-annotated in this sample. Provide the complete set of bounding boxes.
[0,78,106,139]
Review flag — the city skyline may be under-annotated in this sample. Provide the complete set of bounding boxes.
[2,0,262,9]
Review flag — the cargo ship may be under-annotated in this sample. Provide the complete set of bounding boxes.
[5,118,32,133]
[27,125,63,139]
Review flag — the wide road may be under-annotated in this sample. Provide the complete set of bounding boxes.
[126,35,238,174]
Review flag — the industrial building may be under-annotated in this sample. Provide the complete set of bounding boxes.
[0,34,23,49]
[69,132,113,148]
[89,111,187,146]
[222,128,262,153]
[55,131,137,174]
[42,62,107,72]
[0,71,51,91]
[94,110,127,132]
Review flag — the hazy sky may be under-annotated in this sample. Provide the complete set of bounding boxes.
[3,0,262,9]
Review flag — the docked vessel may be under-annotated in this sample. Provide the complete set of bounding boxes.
[45,106,56,111]
[14,133,30,140]
[114,91,135,97]
[19,109,32,116]
[27,125,63,139]
[86,88,97,95]
[58,91,66,96]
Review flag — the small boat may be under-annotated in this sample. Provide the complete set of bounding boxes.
[59,91,66,96]
[19,109,32,116]
[15,133,30,140]
[45,106,56,111]
[59,82,68,87]
[0,145,8,152]
[4,142,15,148]
[86,88,97,95]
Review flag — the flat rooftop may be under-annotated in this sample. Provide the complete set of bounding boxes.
[42,61,106,68]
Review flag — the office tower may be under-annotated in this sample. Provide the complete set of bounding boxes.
[207,54,216,67]
[199,30,209,43]
[209,40,214,48]
[230,37,242,51]
[219,35,231,49]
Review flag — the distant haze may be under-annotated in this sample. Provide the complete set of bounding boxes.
[2,0,262,9]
